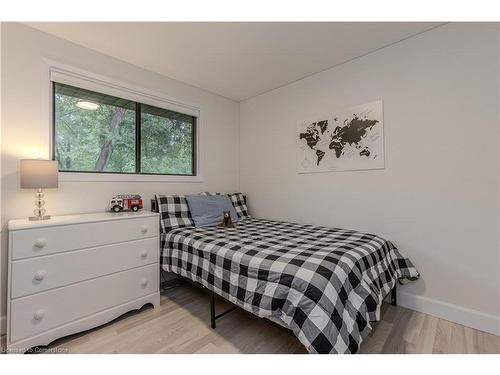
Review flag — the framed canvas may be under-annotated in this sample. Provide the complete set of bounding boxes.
[297,100,384,173]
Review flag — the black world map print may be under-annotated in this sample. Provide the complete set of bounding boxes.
[297,100,384,173]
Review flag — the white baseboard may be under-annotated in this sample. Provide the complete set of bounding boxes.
[398,291,500,336]
[1,315,5,336]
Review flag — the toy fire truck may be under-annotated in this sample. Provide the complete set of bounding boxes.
[109,195,143,213]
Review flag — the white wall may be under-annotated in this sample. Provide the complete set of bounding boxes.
[0,23,240,321]
[240,23,500,334]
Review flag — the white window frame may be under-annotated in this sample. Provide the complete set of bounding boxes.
[43,59,204,183]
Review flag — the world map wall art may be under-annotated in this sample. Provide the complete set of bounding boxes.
[297,100,384,173]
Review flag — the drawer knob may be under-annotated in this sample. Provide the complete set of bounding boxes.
[34,238,47,249]
[140,249,148,258]
[140,278,149,288]
[34,270,47,281]
[33,309,45,321]
[140,225,148,234]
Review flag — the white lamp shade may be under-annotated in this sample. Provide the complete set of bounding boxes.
[20,159,59,189]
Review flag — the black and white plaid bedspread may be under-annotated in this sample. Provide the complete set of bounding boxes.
[161,217,419,354]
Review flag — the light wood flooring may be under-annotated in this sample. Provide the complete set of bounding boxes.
[2,283,500,354]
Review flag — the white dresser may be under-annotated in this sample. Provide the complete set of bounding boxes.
[6,211,161,352]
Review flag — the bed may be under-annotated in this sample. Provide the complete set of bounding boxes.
[154,195,419,354]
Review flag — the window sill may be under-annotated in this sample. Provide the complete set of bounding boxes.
[59,172,204,183]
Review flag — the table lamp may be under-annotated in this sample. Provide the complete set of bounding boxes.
[20,159,59,221]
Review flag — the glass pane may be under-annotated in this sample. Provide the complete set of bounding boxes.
[54,83,136,173]
[140,104,194,175]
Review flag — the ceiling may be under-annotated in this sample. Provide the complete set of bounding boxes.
[27,22,443,101]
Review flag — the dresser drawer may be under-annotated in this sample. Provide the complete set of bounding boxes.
[10,237,159,299]
[9,263,158,343]
[11,216,159,260]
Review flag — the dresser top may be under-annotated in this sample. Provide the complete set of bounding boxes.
[8,210,159,231]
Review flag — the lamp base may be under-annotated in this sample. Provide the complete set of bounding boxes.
[29,215,51,221]
[31,188,51,221]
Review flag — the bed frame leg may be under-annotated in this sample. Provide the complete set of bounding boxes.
[210,292,216,329]
[208,290,238,329]
[391,284,397,306]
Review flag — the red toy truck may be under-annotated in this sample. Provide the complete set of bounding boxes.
[109,195,143,212]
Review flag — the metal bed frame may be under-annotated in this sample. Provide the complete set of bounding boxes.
[152,198,398,330]
[163,275,397,329]
[209,284,397,328]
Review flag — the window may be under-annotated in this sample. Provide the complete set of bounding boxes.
[140,104,195,175]
[52,82,196,176]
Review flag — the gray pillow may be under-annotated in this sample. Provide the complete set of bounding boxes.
[185,194,239,227]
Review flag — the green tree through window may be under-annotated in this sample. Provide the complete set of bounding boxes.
[53,82,196,175]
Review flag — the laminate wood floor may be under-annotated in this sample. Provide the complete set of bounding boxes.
[2,283,499,354]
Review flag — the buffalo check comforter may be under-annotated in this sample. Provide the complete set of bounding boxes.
[161,217,419,354]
